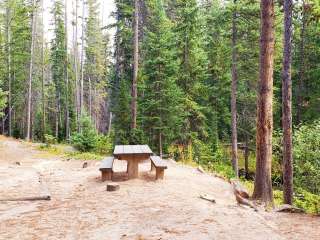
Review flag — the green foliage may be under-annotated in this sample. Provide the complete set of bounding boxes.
[293,121,320,195]
[44,134,57,147]
[71,115,98,152]
[71,115,113,154]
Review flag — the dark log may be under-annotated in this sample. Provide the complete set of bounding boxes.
[275,204,304,213]
[200,194,216,203]
[106,183,120,192]
[0,196,51,202]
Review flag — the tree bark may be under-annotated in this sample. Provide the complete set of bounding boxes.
[231,0,238,178]
[6,3,12,137]
[282,0,293,205]
[41,0,46,142]
[73,0,80,132]
[131,0,139,130]
[80,0,85,120]
[252,0,275,205]
[65,0,70,140]
[26,0,36,141]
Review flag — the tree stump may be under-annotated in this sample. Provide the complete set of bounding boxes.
[106,183,120,192]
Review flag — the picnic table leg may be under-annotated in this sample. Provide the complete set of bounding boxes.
[127,159,139,179]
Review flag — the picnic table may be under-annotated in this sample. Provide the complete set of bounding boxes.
[113,145,153,179]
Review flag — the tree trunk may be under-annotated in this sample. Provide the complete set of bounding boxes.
[244,139,250,179]
[282,0,293,205]
[6,4,12,137]
[131,0,139,130]
[296,1,306,124]
[65,0,70,140]
[73,0,80,132]
[41,0,46,142]
[80,0,85,120]
[26,0,36,141]
[252,0,275,205]
[231,0,238,178]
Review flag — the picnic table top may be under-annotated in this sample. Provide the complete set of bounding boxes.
[113,145,153,155]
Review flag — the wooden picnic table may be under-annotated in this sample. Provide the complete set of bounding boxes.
[113,145,153,179]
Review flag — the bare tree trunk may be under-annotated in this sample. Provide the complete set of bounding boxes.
[65,0,70,140]
[26,0,36,141]
[73,0,80,132]
[131,0,139,130]
[252,0,275,205]
[282,0,293,205]
[244,140,250,179]
[296,0,306,124]
[231,0,238,178]
[41,0,46,141]
[89,76,92,117]
[6,4,12,136]
[80,0,85,120]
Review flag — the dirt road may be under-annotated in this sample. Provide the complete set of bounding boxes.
[0,136,319,240]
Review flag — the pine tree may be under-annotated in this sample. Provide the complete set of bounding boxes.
[51,0,67,140]
[140,0,183,155]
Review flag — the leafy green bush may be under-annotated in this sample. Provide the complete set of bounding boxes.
[71,115,114,154]
[293,121,320,195]
[71,115,98,152]
[95,134,113,155]
[44,134,57,147]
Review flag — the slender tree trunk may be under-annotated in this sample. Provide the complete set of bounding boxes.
[73,0,80,132]
[244,140,250,180]
[231,0,238,178]
[65,0,70,140]
[282,0,293,205]
[80,0,85,119]
[89,76,92,117]
[41,0,45,142]
[6,4,12,136]
[252,0,275,205]
[26,0,36,141]
[296,1,306,124]
[131,0,139,130]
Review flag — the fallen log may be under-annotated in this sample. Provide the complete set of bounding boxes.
[230,179,250,199]
[0,195,51,202]
[230,180,258,211]
[274,204,305,214]
[199,194,216,203]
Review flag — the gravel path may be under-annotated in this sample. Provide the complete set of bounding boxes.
[0,136,319,240]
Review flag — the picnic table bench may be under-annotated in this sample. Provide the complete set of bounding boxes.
[99,157,115,181]
[150,156,167,180]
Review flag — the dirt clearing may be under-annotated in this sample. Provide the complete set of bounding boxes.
[0,136,319,240]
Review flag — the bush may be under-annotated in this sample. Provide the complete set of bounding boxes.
[71,115,98,152]
[71,115,114,154]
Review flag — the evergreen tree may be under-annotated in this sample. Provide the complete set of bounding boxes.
[140,0,183,155]
[51,0,67,139]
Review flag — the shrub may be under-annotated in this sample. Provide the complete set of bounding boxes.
[71,115,98,152]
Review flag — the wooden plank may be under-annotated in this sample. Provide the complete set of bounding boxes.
[140,145,152,154]
[114,145,153,155]
[113,145,122,155]
[151,156,167,168]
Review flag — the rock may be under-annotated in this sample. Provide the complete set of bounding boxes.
[106,183,120,192]
[82,162,88,168]
[15,162,21,166]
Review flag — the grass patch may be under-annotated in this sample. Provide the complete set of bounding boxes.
[36,143,106,161]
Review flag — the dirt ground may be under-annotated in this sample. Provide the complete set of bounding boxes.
[0,136,319,240]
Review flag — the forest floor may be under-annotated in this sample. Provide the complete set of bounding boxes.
[0,136,319,240]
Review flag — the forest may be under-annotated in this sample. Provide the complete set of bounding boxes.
[0,0,319,213]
